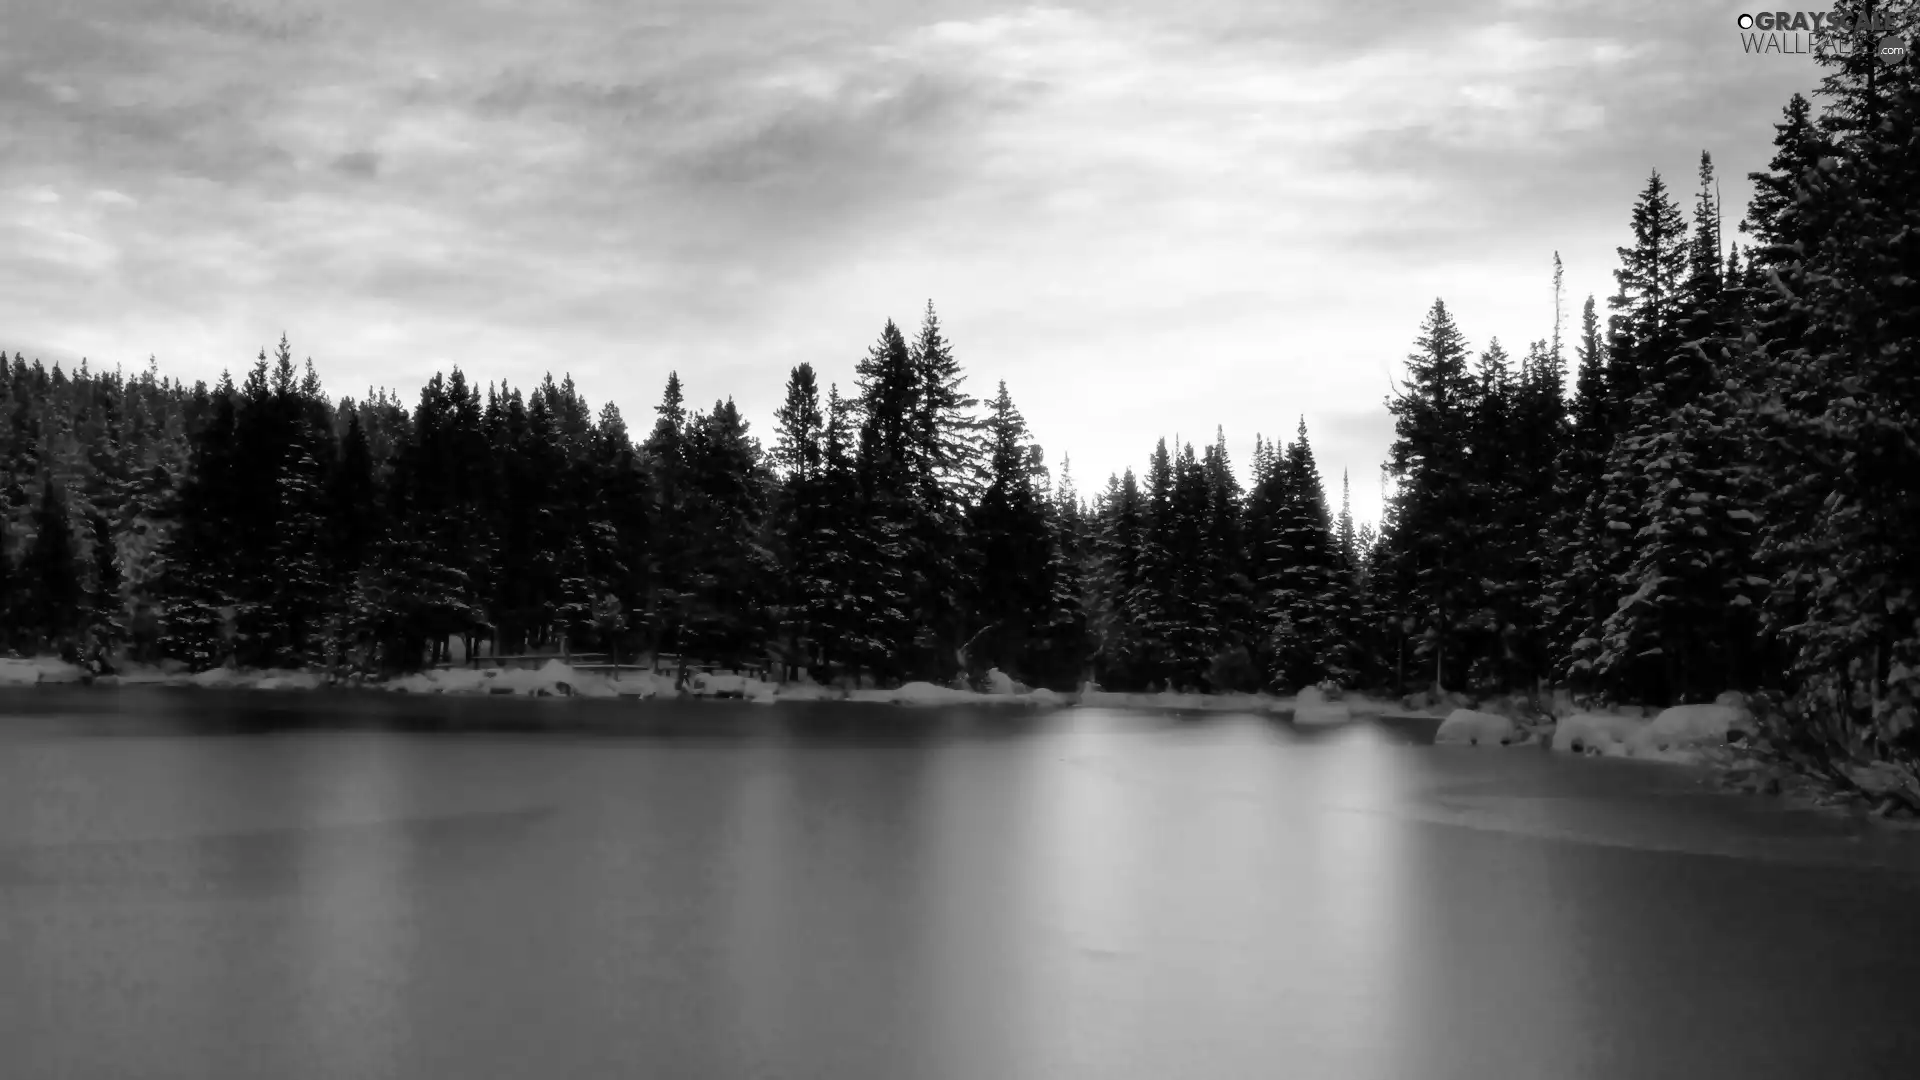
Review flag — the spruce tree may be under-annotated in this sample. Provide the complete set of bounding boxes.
[849,321,922,681]
[1130,438,1178,687]
[85,511,123,659]
[1088,470,1147,688]
[20,475,81,653]
[1264,420,1344,690]
[966,381,1056,683]
[1746,56,1920,776]
[1379,299,1479,693]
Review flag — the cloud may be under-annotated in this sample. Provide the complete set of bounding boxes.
[330,150,381,178]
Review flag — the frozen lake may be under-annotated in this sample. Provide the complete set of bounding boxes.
[3,688,1918,1079]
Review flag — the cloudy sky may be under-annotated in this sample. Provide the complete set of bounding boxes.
[2,0,1825,525]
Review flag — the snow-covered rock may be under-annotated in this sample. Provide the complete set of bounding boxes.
[1551,712,1648,757]
[1434,708,1521,747]
[891,681,980,706]
[1629,703,1750,756]
[984,668,1017,695]
[1291,686,1353,726]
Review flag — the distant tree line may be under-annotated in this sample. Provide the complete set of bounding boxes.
[0,4,1913,790]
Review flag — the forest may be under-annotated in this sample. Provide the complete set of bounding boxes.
[1,33,1915,789]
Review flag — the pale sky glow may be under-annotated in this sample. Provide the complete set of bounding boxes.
[1,0,1824,526]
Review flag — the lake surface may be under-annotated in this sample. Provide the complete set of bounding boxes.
[3,688,1918,1080]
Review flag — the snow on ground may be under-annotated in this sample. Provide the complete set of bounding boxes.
[889,681,985,706]
[1552,712,1649,757]
[767,675,843,702]
[1627,703,1752,763]
[1434,708,1522,747]
[1544,700,1751,764]
[0,657,88,685]
[386,660,655,699]
[3,653,1767,774]
[188,666,329,691]
[1077,689,1287,713]
[1291,686,1353,726]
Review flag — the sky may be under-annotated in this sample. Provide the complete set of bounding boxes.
[0,0,1833,527]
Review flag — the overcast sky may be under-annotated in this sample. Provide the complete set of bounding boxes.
[2,0,1826,526]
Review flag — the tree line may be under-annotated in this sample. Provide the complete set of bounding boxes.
[0,7,1915,782]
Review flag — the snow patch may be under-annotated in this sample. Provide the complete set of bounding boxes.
[1628,703,1750,761]
[386,660,645,699]
[891,681,982,706]
[1544,699,1750,764]
[1077,689,1286,713]
[1434,708,1521,747]
[0,657,88,685]
[1290,686,1353,726]
[1551,712,1648,757]
[688,672,750,697]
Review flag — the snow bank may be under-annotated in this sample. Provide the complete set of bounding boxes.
[688,672,749,697]
[1290,686,1354,727]
[1627,703,1750,762]
[891,681,983,706]
[771,678,845,702]
[1434,708,1522,747]
[1551,712,1648,757]
[1022,688,1065,706]
[385,660,651,699]
[1545,699,1751,764]
[178,666,326,691]
[0,657,87,685]
[1076,689,1286,713]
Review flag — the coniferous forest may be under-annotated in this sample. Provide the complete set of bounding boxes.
[1,37,1916,796]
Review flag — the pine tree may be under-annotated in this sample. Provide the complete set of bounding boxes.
[849,321,922,681]
[1130,438,1178,687]
[1589,155,1766,704]
[0,517,13,652]
[966,381,1056,683]
[810,383,867,678]
[1741,94,1829,263]
[19,474,81,653]
[85,511,123,658]
[1088,470,1147,688]
[1200,428,1256,689]
[678,398,775,666]
[909,302,983,678]
[643,372,692,656]
[154,373,240,669]
[1605,170,1691,428]
[1744,54,1920,780]
[769,364,825,676]
[1264,419,1346,690]
[1380,299,1480,693]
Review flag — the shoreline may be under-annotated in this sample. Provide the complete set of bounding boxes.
[0,654,1786,774]
[10,653,1910,824]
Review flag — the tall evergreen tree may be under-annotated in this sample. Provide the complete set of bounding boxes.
[1379,299,1480,692]
[966,381,1057,683]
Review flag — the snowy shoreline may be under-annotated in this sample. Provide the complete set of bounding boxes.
[3,655,1758,766]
